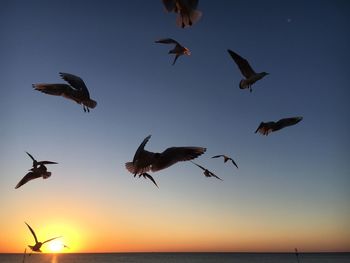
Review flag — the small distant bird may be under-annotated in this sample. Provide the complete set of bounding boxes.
[162,0,202,28]
[155,38,190,65]
[25,222,61,254]
[190,161,222,180]
[227,49,269,92]
[15,152,57,189]
[255,116,303,136]
[212,154,238,169]
[33,72,97,112]
[125,135,206,187]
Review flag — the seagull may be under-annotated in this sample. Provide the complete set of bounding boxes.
[15,153,57,189]
[25,222,61,254]
[33,72,97,112]
[227,49,269,92]
[155,38,190,65]
[125,135,206,187]
[162,0,202,28]
[25,152,57,170]
[212,154,238,169]
[190,161,222,180]
[255,116,303,136]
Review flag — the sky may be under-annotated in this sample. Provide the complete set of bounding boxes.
[0,0,349,253]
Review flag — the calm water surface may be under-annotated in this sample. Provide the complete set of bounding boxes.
[1,253,349,263]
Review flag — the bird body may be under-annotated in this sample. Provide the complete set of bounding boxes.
[255,117,303,135]
[162,0,202,28]
[33,72,97,112]
[212,154,238,169]
[155,38,190,65]
[227,49,268,92]
[126,135,206,187]
[190,161,222,180]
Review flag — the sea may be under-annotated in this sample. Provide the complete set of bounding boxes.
[0,253,349,263]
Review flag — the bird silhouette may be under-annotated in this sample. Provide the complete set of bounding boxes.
[33,72,97,112]
[15,153,57,189]
[125,135,206,187]
[162,0,202,28]
[25,222,61,254]
[255,117,303,136]
[227,49,269,92]
[212,154,238,169]
[190,161,222,180]
[155,38,190,65]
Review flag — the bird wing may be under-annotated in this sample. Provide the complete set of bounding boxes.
[25,222,38,244]
[210,171,223,181]
[276,117,303,130]
[155,38,180,45]
[33,83,80,102]
[59,72,90,97]
[162,0,176,12]
[211,155,223,159]
[37,161,58,165]
[229,158,239,169]
[132,135,152,162]
[15,172,42,189]
[25,152,36,163]
[143,173,159,188]
[227,49,256,78]
[190,161,206,171]
[151,147,206,172]
[42,236,62,244]
[255,121,275,135]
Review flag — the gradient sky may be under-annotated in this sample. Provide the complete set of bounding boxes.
[1,0,349,253]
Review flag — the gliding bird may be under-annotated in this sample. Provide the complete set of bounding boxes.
[25,222,61,254]
[125,135,206,187]
[15,152,57,189]
[190,161,222,180]
[212,154,238,169]
[33,72,97,112]
[155,38,190,65]
[227,49,269,92]
[255,116,303,136]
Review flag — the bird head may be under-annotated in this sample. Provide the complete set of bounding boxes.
[184,48,191,55]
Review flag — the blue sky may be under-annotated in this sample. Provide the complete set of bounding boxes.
[0,0,349,252]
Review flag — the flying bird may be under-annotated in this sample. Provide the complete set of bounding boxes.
[25,152,57,170]
[227,49,269,92]
[190,161,222,180]
[15,153,57,189]
[125,135,206,187]
[212,154,238,169]
[25,222,61,254]
[255,116,303,136]
[33,72,97,112]
[155,38,190,65]
[162,0,202,28]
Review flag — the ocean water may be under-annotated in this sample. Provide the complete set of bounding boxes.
[0,252,349,263]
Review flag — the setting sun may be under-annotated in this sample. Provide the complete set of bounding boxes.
[48,240,64,252]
